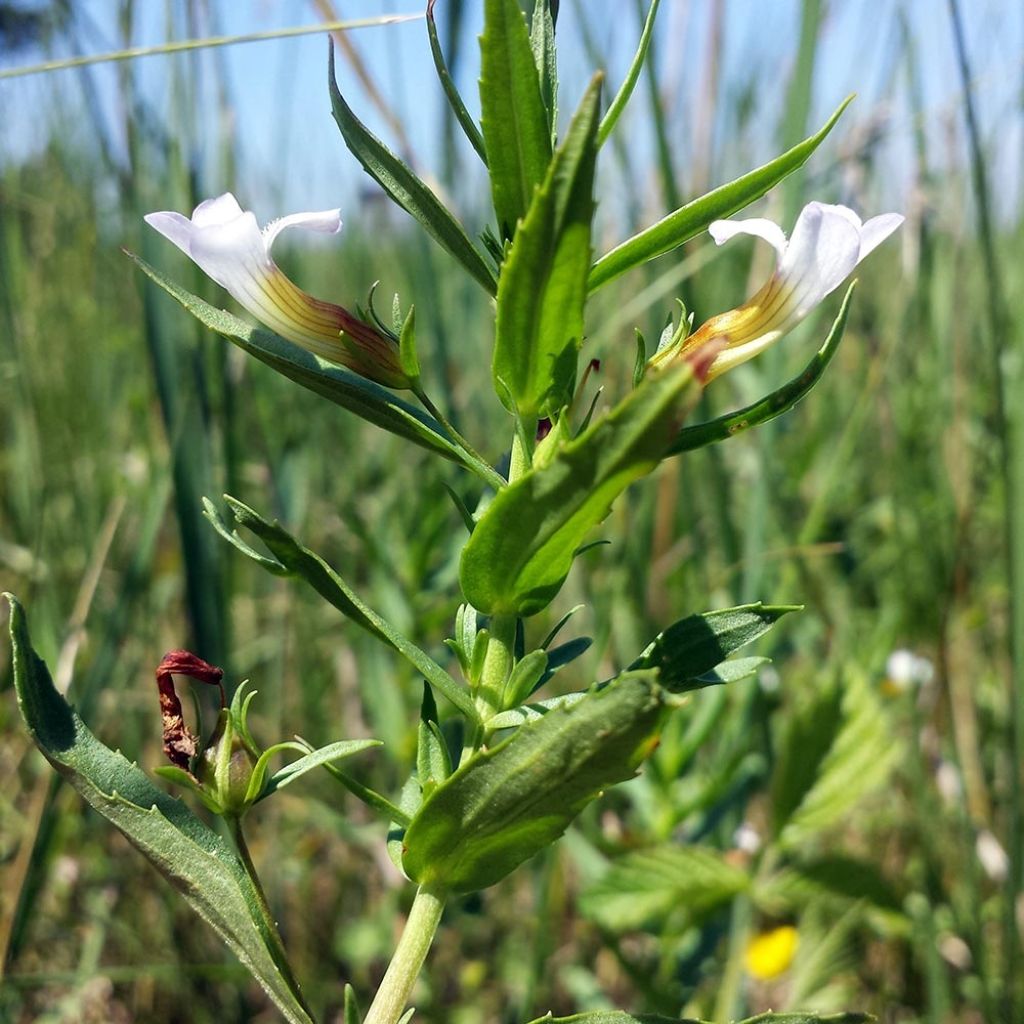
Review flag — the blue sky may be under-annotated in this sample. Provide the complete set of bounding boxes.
[0,0,1021,225]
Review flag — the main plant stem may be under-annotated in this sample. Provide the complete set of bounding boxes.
[364,884,448,1024]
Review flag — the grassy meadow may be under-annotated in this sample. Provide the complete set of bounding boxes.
[1,1,1023,1022]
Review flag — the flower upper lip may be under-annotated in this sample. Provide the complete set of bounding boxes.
[144,192,410,389]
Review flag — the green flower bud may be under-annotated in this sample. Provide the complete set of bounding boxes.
[195,707,260,818]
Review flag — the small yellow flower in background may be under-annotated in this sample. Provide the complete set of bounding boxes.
[145,193,411,389]
[745,924,799,980]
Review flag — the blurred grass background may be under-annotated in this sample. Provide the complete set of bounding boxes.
[1,1,1022,1022]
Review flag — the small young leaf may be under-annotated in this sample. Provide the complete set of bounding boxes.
[460,358,703,616]
[480,0,553,239]
[6,595,315,1024]
[502,649,549,709]
[669,283,855,456]
[257,739,381,802]
[130,253,465,465]
[402,672,666,893]
[588,97,852,291]
[417,684,453,798]
[344,984,362,1024]
[225,496,478,723]
[580,844,749,932]
[487,690,589,730]
[629,603,797,691]
[492,74,602,419]
[328,44,497,295]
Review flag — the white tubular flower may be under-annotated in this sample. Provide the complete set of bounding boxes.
[145,193,410,389]
[670,201,904,382]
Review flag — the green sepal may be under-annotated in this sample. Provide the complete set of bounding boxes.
[480,0,553,240]
[668,282,855,455]
[588,96,853,291]
[398,304,420,385]
[223,495,478,723]
[5,594,315,1024]
[129,253,467,467]
[491,74,602,420]
[401,672,667,893]
[460,358,703,616]
[629,603,798,692]
[426,0,488,165]
[328,44,497,295]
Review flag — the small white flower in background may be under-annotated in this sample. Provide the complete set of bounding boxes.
[145,193,410,389]
[733,821,762,855]
[976,829,1009,883]
[657,201,904,382]
[884,648,935,694]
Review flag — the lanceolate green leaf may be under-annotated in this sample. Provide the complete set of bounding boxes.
[629,603,798,692]
[581,845,749,932]
[669,283,855,456]
[130,253,465,466]
[492,75,601,419]
[402,673,666,892]
[5,595,315,1024]
[588,96,852,291]
[223,497,479,723]
[426,0,488,165]
[461,359,703,616]
[597,0,662,147]
[480,0,553,240]
[328,45,497,295]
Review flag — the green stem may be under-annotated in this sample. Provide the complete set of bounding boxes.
[230,818,315,1020]
[415,387,506,492]
[364,884,447,1024]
